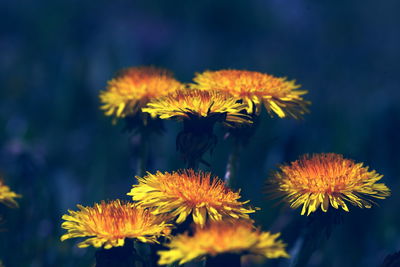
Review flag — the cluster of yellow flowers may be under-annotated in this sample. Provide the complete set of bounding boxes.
[100,67,310,124]
[61,170,289,264]
[60,66,390,266]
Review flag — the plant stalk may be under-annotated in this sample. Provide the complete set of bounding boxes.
[224,140,241,188]
[205,254,241,267]
[95,239,138,267]
[288,210,339,267]
[132,130,149,177]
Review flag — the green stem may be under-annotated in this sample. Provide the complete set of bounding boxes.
[288,230,307,267]
[187,159,199,170]
[134,132,151,266]
[288,210,339,267]
[95,239,138,267]
[132,130,149,177]
[205,254,241,267]
[224,140,241,188]
[149,244,160,267]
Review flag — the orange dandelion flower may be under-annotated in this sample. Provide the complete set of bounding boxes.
[0,179,21,208]
[60,200,172,249]
[100,66,184,120]
[142,89,251,126]
[192,69,310,118]
[158,220,289,265]
[267,153,390,216]
[128,170,255,227]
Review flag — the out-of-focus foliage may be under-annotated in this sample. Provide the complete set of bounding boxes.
[0,1,399,266]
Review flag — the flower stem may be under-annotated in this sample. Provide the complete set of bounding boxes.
[187,159,199,170]
[288,230,308,267]
[288,211,339,267]
[149,243,161,267]
[224,140,241,188]
[177,117,218,169]
[131,130,149,177]
[95,239,138,267]
[205,254,241,267]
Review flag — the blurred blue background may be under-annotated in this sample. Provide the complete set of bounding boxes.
[1,1,399,266]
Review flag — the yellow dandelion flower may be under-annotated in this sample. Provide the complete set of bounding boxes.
[0,179,21,208]
[268,153,390,216]
[192,69,310,118]
[128,170,255,227]
[60,200,172,249]
[100,66,184,119]
[143,89,252,167]
[142,89,251,126]
[158,220,289,265]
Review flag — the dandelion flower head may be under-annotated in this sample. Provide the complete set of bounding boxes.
[128,170,255,227]
[268,153,390,215]
[158,220,289,265]
[192,69,310,118]
[142,89,251,126]
[100,66,184,119]
[61,200,172,249]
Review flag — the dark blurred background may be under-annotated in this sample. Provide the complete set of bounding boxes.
[1,1,399,266]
